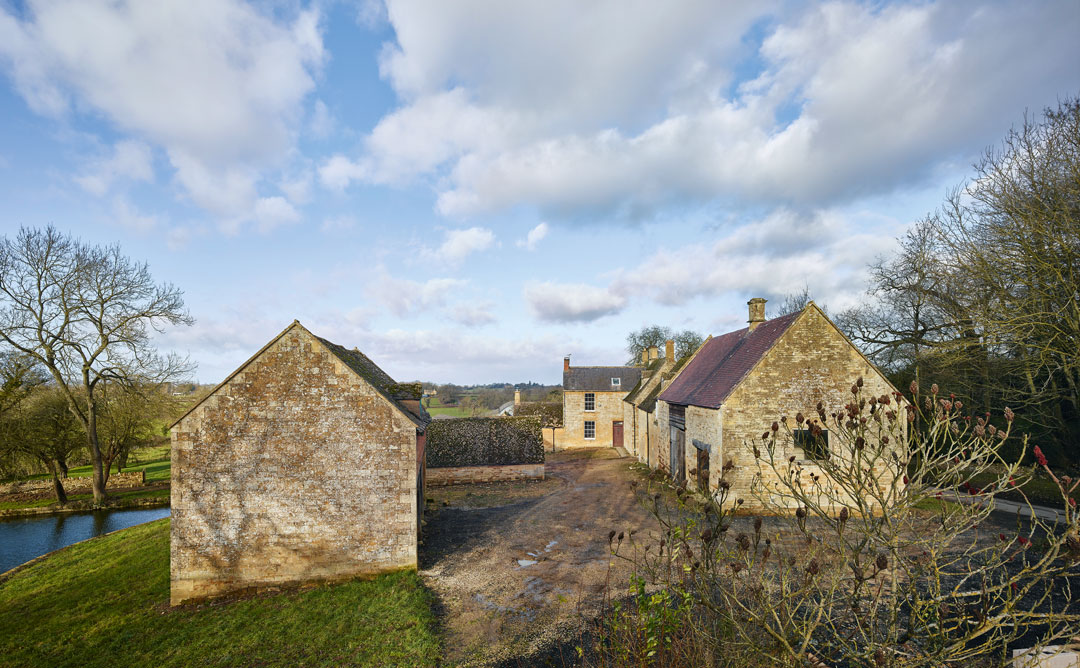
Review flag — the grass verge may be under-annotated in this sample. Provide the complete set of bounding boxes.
[0,519,440,667]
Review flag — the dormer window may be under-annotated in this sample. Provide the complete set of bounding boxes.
[611,377,621,387]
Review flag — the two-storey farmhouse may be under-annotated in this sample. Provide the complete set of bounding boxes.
[169,321,429,604]
[561,357,641,448]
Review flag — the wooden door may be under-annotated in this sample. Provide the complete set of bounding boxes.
[670,426,686,484]
[696,446,710,492]
[612,421,623,449]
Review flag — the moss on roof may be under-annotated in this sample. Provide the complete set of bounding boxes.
[639,383,665,414]
[317,336,430,428]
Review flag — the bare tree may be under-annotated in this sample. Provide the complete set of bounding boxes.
[626,325,703,364]
[0,227,193,503]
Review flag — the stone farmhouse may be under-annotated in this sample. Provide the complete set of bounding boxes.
[169,321,429,605]
[651,299,902,513]
[561,356,641,448]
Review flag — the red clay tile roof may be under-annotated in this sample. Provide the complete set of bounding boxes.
[657,311,801,409]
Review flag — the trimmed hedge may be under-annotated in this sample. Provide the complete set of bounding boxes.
[427,416,544,468]
[513,401,563,427]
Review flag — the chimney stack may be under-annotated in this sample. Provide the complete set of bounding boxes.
[648,345,659,361]
[641,349,649,365]
[514,390,521,407]
[748,297,767,331]
[564,356,571,372]
[665,339,675,361]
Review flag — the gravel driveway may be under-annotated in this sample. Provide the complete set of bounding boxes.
[421,448,656,667]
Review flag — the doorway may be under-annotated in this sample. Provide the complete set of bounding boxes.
[612,420,623,449]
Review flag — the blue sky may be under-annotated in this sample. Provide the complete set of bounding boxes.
[1,0,1078,384]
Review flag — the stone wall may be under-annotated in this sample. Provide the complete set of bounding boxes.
[0,471,145,495]
[660,308,903,514]
[562,390,626,448]
[170,326,419,605]
[427,463,544,486]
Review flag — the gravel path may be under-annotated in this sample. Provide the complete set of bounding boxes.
[420,448,657,667]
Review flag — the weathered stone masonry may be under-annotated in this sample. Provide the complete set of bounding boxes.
[170,322,427,605]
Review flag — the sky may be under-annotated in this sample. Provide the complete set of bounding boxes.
[0,0,1078,385]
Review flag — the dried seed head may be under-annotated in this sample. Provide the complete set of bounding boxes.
[876,553,888,571]
[910,380,919,395]
[856,376,864,388]
[608,530,616,543]
[754,517,763,533]
[795,507,806,519]
[806,559,820,576]
[771,421,779,432]
[796,412,805,424]
[839,507,849,522]
[1004,407,1015,422]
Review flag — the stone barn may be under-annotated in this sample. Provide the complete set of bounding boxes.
[655,299,903,513]
[169,321,429,605]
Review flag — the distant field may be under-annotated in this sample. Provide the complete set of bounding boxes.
[424,396,470,417]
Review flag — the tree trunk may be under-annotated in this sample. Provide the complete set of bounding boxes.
[57,456,69,479]
[87,403,108,504]
[117,447,129,472]
[49,461,67,506]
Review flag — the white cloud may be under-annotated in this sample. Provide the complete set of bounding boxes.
[0,0,324,229]
[516,222,549,250]
[366,270,467,317]
[321,215,356,233]
[422,227,495,265]
[252,196,300,233]
[309,99,334,138]
[448,302,497,327]
[75,140,154,196]
[524,281,627,323]
[109,195,158,233]
[319,154,367,191]
[340,1,1080,220]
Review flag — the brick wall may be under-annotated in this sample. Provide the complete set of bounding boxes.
[427,463,544,486]
[170,326,419,605]
[561,390,626,448]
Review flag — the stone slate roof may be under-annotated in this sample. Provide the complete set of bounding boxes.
[316,336,431,429]
[563,366,641,392]
[638,383,665,414]
[658,311,801,409]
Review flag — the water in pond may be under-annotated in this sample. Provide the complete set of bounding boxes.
[0,507,171,574]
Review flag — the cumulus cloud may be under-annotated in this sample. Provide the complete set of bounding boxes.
[0,0,324,228]
[422,227,495,265]
[334,1,1080,220]
[448,302,497,327]
[516,222,549,250]
[524,281,627,323]
[75,140,154,196]
[366,270,467,317]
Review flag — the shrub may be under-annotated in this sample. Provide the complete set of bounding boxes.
[593,380,1080,667]
[426,416,543,468]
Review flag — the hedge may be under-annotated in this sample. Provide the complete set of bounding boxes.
[426,416,544,468]
[513,401,562,427]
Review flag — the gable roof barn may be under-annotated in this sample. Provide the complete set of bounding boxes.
[171,320,430,430]
[658,310,801,409]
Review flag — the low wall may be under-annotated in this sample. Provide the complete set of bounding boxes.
[0,471,146,496]
[426,463,544,487]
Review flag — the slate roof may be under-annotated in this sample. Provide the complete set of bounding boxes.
[657,310,801,409]
[316,336,431,428]
[564,366,641,392]
[638,383,665,414]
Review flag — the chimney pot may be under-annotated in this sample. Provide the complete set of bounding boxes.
[641,349,648,365]
[748,297,767,331]
[648,345,659,361]
[564,356,571,372]
[665,339,675,360]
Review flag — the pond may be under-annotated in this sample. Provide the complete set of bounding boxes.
[0,506,171,574]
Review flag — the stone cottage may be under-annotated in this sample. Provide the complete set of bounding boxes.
[622,339,691,467]
[169,321,430,605]
[655,299,902,512]
[561,356,641,448]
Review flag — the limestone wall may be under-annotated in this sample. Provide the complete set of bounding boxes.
[561,390,626,448]
[0,471,145,495]
[170,327,419,605]
[427,463,544,486]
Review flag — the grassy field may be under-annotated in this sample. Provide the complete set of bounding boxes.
[0,486,171,511]
[0,519,440,667]
[423,396,471,417]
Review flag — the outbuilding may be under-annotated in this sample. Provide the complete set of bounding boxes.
[169,321,429,604]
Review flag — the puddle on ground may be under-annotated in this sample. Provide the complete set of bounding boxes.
[517,559,538,567]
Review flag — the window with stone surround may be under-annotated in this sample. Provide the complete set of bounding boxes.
[584,420,595,439]
[795,429,829,460]
[584,392,595,411]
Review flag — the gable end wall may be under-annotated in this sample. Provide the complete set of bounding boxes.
[170,327,418,604]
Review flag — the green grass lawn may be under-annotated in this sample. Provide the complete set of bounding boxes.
[0,486,171,511]
[0,519,440,667]
[424,396,470,417]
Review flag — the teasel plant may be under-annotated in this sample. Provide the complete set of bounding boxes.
[599,379,1080,667]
